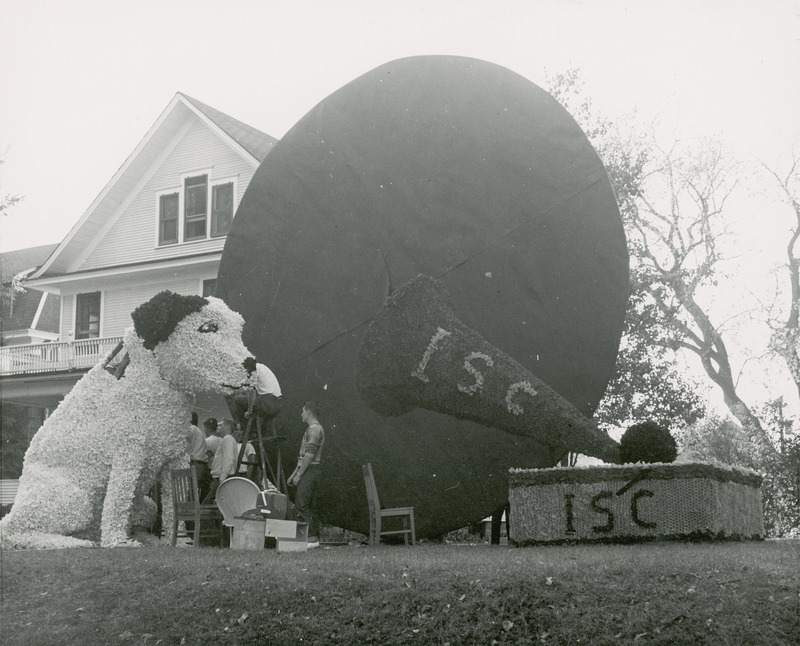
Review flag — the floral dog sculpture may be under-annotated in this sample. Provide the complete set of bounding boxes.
[0,291,255,549]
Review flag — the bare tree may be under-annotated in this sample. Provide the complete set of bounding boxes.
[627,139,773,450]
[0,155,24,313]
[763,151,800,400]
[0,155,22,216]
[548,70,774,450]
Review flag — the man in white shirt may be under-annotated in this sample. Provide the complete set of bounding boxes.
[202,419,238,504]
[229,361,283,437]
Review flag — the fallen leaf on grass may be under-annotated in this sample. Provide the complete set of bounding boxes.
[237,612,249,625]
[545,577,553,586]
[119,631,134,640]
[502,620,514,632]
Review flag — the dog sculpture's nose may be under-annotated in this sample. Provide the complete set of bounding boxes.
[243,357,257,375]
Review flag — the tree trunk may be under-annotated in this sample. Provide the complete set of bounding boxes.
[670,280,774,454]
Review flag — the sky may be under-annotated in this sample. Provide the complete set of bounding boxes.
[1,0,800,410]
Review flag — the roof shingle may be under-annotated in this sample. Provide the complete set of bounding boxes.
[179,93,277,162]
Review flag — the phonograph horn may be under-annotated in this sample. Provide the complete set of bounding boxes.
[356,275,621,464]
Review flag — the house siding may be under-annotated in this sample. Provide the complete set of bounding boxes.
[58,276,216,340]
[80,119,256,271]
[102,279,208,337]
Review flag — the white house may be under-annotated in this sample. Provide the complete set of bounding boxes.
[0,93,276,460]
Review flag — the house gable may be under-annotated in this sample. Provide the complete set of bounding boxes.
[78,119,255,271]
[29,94,275,283]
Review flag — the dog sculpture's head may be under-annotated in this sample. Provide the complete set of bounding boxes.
[131,291,255,393]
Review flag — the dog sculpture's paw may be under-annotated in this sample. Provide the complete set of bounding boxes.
[0,531,96,550]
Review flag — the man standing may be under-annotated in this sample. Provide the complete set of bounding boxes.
[187,412,211,500]
[203,418,238,504]
[203,417,220,457]
[288,401,325,548]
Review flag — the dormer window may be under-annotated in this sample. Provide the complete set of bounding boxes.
[157,174,235,246]
[184,174,208,240]
[211,182,233,237]
[159,193,179,245]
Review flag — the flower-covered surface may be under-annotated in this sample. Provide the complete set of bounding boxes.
[0,292,254,549]
[509,461,765,545]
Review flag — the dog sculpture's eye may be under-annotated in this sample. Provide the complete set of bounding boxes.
[198,322,219,333]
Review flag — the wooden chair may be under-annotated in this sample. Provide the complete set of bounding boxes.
[362,463,416,546]
[170,467,224,547]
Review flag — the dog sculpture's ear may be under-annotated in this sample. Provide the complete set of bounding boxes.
[131,291,209,350]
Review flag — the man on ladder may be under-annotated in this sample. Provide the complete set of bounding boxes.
[232,359,282,438]
[227,359,286,491]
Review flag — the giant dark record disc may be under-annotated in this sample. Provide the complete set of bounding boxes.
[217,55,629,537]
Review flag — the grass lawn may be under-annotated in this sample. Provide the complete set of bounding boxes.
[1,539,797,646]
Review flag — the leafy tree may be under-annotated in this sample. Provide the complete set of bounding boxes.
[678,412,799,536]
[547,71,705,432]
[595,288,706,430]
[0,402,28,480]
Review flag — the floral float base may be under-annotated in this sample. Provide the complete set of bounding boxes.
[509,462,764,544]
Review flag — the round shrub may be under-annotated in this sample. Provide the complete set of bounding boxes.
[619,421,678,464]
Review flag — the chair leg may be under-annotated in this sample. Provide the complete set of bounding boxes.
[409,513,416,546]
[403,516,409,546]
[193,515,201,547]
[171,515,178,547]
[374,516,381,547]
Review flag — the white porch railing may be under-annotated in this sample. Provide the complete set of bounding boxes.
[0,336,124,376]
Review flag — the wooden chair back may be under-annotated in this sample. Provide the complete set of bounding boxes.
[361,462,416,547]
[171,468,200,512]
[170,467,223,547]
[362,463,381,518]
